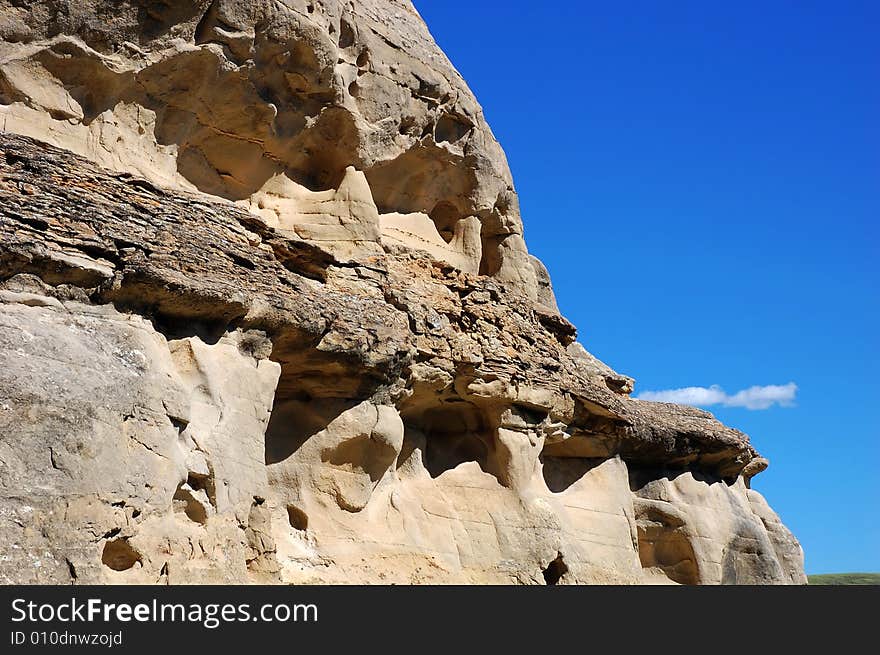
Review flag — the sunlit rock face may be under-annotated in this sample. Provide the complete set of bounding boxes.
[0,0,536,295]
[0,0,805,584]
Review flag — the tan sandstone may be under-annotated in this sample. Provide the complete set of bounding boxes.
[0,0,805,585]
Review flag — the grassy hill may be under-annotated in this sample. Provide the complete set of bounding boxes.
[808,573,880,585]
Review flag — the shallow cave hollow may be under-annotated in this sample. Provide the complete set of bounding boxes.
[397,388,499,480]
[262,331,384,466]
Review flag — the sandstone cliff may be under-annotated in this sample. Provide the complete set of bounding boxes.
[0,0,805,584]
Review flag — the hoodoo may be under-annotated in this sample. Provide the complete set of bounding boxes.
[0,0,805,584]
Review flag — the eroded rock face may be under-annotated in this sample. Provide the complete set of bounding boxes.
[0,0,538,294]
[0,0,805,585]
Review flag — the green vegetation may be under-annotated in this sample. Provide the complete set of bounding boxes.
[808,573,880,585]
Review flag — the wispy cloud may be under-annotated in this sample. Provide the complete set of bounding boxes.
[637,382,798,410]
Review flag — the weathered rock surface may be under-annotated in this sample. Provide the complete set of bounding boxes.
[0,0,804,584]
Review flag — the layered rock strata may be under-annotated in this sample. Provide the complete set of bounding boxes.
[0,0,805,584]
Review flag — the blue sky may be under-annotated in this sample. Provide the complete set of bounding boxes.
[414,0,878,574]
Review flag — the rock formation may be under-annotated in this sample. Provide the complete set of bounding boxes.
[0,0,805,584]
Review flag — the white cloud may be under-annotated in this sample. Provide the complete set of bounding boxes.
[637,382,798,410]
